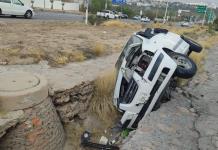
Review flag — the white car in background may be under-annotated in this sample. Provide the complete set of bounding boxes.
[97,10,117,19]
[0,0,34,19]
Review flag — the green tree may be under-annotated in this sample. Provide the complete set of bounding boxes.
[89,0,110,14]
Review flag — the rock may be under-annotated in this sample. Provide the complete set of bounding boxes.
[53,81,94,123]
[99,136,108,145]
[0,110,24,138]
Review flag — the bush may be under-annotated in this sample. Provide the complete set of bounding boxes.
[91,42,107,56]
[88,14,105,25]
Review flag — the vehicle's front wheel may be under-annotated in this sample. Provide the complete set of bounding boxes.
[24,10,32,19]
[170,52,197,79]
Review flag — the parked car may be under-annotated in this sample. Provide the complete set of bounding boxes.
[181,21,192,27]
[0,0,34,19]
[113,28,202,129]
[119,12,128,19]
[141,17,151,22]
[97,10,117,19]
[132,15,141,20]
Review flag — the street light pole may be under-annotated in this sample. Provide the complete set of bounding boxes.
[85,0,89,25]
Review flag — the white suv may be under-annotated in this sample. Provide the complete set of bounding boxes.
[0,0,34,19]
[114,28,202,129]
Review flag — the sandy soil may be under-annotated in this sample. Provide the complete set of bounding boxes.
[0,20,139,66]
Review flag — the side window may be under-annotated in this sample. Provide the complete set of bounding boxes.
[0,0,11,3]
[13,0,22,5]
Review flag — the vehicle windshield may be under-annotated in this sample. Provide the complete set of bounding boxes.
[115,35,142,70]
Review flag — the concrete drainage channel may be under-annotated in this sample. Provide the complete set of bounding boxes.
[0,71,65,149]
[0,71,119,150]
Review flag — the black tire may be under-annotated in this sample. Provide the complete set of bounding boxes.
[24,10,32,19]
[170,52,197,79]
[11,15,16,18]
[0,9,2,15]
[181,35,202,53]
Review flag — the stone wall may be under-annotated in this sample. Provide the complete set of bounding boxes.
[52,81,94,123]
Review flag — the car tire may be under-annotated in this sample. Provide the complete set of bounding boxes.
[11,15,16,18]
[181,35,202,53]
[24,10,32,19]
[170,52,197,79]
[0,9,2,15]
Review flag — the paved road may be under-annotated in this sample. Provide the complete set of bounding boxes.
[0,11,84,21]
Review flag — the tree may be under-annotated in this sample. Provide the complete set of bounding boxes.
[50,0,54,9]
[89,0,108,14]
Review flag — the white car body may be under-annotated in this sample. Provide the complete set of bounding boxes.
[114,28,191,129]
[0,0,34,17]
[97,10,116,19]
[141,17,150,22]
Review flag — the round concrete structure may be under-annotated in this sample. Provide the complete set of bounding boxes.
[0,71,65,150]
[0,71,48,111]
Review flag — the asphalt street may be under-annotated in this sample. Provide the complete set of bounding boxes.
[0,11,84,21]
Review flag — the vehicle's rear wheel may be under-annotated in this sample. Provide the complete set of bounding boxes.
[24,10,32,19]
[170,52,197,79]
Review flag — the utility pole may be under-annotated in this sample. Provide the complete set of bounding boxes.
[163,1,169,23]
[85,0,89,25]
[44,0,45,8]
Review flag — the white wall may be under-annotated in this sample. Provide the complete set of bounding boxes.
[64,2,79,11]
[21,0,80,11]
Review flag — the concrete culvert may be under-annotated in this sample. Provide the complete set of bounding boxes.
[0,71,65,150]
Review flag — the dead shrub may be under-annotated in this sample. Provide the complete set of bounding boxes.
[101,20,140,29]
[91,42,107,57]
[90,69,118,126]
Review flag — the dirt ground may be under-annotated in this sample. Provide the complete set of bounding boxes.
[0,20,140,66]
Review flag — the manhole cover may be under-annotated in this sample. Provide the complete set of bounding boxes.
[0,72,40,92]
[0,71,48,111]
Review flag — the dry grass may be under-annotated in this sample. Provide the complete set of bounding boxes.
[90,69,118,127]
[51,50,86,66]
[91,42,107,57]
[101,20,141,30]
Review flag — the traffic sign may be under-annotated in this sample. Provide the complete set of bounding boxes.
[196,5,207,13]
[112,0,126,5]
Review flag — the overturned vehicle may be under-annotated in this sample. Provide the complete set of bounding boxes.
[113,28,202,129]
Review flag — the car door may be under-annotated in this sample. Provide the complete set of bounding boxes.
[0,0,12,15]
[11,0,25,15]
